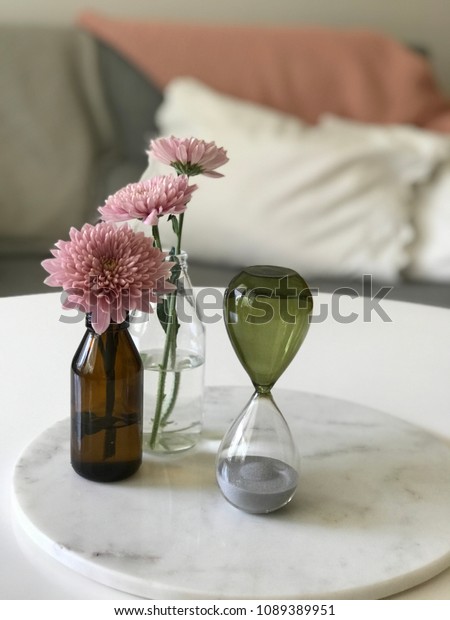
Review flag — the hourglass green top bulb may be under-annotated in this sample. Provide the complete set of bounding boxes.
[224,266,313,391]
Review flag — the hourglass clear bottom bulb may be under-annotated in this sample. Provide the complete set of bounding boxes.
[216,390,299,514]
[217,455,298,514]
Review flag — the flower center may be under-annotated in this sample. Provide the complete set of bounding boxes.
[102,258,117,272]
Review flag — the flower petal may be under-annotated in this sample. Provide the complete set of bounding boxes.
[149,136,228,177]
[42,222,174,328]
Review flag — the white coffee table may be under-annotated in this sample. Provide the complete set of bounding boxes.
[2,290,450,599]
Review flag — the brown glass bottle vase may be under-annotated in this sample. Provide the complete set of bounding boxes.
[71,314,143,482]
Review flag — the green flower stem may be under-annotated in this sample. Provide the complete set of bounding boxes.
[149,289,178,449]
[176,214,184,254]
[149,212,184,449]
[160,336,180,427]
[152,225,162,250]
[160,374,180,427]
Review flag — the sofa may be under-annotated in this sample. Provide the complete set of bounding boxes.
[1,12,450,309]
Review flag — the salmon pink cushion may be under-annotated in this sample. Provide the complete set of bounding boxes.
[78,11,450,132]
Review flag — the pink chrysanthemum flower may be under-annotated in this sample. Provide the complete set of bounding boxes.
[42,222,174,334]
[98,176,197,226]
[149,136,229,178]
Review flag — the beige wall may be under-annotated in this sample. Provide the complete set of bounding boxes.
[2,0,449,93]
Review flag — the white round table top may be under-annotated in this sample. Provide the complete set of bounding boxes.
[13,387,450,600]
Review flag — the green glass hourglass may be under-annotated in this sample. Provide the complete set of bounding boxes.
[216,266,313,514]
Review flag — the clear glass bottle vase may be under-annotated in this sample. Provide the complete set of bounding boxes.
[132,251,205,454]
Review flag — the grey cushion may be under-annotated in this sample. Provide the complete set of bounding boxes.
[0,26,117,254]
[96,40,163,170]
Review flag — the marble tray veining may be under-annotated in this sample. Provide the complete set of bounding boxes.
[13,387,450,600]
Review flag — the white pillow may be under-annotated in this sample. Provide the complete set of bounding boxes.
[146,77,449,282]
[405,158,450,281]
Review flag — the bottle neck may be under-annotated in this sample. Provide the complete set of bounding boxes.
[165,250,188,271]
[165,251,191,293]
[85,313,130,331]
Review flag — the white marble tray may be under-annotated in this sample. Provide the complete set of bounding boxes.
[13,387,450,600]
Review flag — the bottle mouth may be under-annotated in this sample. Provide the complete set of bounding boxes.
[163,249,188,259]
